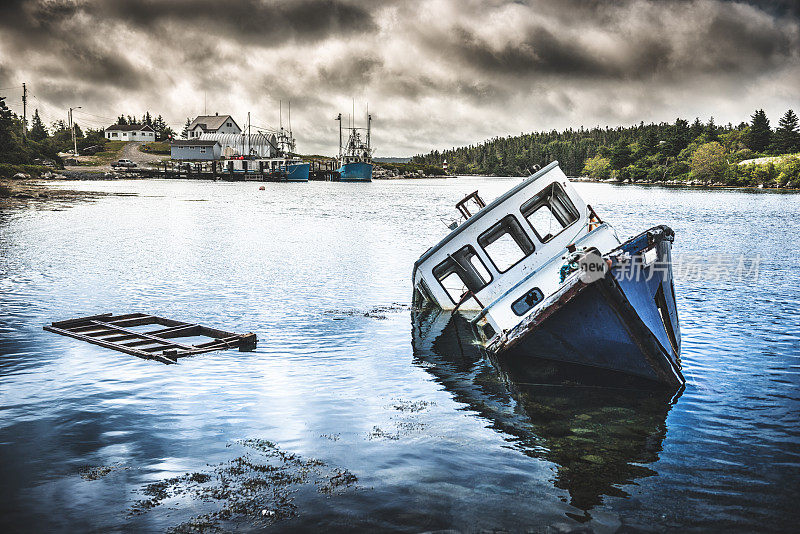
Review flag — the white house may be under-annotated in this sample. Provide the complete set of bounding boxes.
[170,139,222,161]
[105,124,156,141]
[187,114,241,138]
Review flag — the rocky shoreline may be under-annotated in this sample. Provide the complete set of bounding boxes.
[0,176,133,209]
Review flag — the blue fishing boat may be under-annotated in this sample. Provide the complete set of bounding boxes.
[412,162,684,388]
[258,105,310,182]
[335,108,373,182]
[284,161,310,182]
[336,161,372,182]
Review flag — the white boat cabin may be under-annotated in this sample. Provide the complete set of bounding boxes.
[224,157,303,173]
[412,162,621,339]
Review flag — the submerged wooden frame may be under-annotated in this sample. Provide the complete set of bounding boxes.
[44,313,257,365]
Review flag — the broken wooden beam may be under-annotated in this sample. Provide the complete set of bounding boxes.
[44,313,257,364]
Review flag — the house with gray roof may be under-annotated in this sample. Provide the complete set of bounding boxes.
[187,114,241,138]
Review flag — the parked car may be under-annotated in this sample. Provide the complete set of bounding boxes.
[33,158,57,168]
[112,159,137,169]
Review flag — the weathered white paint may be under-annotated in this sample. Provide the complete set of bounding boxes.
[412,163,621,338]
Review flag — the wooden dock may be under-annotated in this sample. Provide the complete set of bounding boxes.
[44,313,257,364]
[127,159,340,182]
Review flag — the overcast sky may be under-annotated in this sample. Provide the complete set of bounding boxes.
[0,0,798,157]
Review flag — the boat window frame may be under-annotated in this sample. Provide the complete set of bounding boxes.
[520,182,581,243]
[432,244,493,305]
[477,214,536,274]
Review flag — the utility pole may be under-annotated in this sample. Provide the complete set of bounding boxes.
[21,83,27,144]
[69,106,81,156]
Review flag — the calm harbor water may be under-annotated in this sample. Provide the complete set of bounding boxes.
[1,177,798,532]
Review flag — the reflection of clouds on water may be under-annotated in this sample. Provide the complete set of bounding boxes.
[412,308,677,512]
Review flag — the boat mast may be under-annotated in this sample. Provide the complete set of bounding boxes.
[366,103,371,153]
[336,113,342,160]
[288,100,293,155]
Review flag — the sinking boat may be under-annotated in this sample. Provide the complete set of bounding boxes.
[412,161,684,388]
[335,109,373,182]
[411,308,679,511]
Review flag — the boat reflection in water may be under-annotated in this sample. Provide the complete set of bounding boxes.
[412,307,682,515]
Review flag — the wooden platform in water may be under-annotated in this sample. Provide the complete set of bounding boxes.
[44,313,257,364]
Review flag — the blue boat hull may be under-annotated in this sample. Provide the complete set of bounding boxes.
[337,162,372,182]
[489,226,683,387]
[285,162,309,182]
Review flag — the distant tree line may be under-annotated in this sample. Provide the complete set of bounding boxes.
[412,109,800,187]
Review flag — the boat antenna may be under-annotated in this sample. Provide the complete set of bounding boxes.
[288,100,292,137]
[279,100,282,131]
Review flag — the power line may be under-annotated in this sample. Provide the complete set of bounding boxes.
[73,109,118,122]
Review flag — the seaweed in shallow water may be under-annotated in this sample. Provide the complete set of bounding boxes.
[122,438,357,531]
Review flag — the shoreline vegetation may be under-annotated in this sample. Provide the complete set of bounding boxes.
[413,109,800,189]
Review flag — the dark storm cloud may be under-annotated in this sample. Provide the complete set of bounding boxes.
[315,55,383,91]
[418,0,798,81]
[0,0,78,35]
[101,0,376,46]
[733,0,800,16]
[0,0,151,89]
[0,0,797,155]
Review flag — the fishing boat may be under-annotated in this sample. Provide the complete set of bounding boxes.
[224,103,310,182]
[335,109,373,182]
[412,161,684,388]
[268,123,309,182]
[224,155,309,182]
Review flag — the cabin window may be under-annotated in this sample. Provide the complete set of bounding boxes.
[511,287,544,316]
[432,245,492,304]
[521,183,580,243]
[478,215,535,273]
